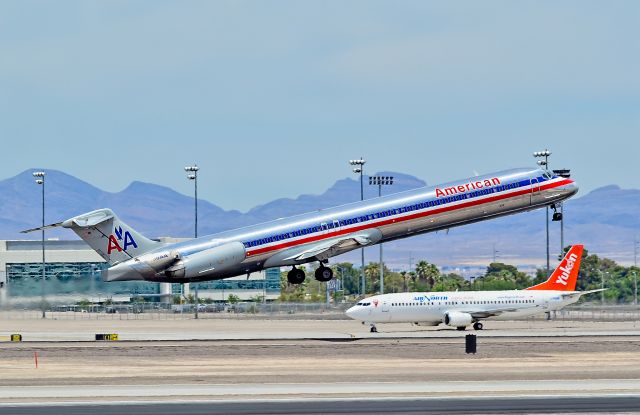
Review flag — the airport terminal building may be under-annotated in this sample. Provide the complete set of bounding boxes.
[0,239,281,306]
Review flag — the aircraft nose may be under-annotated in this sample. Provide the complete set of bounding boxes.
[561,180,579,198]
[345,306,358,320]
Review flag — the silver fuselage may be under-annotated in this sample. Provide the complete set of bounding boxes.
[124,167,577,282]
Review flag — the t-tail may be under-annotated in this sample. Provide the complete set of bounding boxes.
[21,208,160,265]
[526,244,584,291]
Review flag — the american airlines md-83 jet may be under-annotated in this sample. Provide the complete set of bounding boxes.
[23,168,577,286]
[346,245,605,332]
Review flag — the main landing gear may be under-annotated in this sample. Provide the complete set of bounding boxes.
[370,324,378,333]
[314,265,333,282]
[473,322,484,331]
[287,267,306,284]
[287,263,334,285]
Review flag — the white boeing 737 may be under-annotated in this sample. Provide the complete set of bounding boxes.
[346,245,604,332]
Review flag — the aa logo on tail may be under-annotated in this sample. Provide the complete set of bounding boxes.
[107,226,138,254]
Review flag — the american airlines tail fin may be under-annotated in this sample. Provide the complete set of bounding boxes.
[526,244,584,291]
[22,208,160,265]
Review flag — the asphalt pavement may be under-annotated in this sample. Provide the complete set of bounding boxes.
[1,396,639,415]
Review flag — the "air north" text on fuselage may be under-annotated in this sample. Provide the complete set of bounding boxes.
[435,177,501,198]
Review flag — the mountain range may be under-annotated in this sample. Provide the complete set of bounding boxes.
[1,169,638,268]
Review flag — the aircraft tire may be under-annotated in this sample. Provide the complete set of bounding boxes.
[314,266,333,282]
[456,326,466,331]
[473,322,483,330]
[287,268,306,284]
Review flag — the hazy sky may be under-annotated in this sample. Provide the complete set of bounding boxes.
[1,1,638,211]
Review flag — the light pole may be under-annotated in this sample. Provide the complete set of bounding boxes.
[32,171,46,318]
[533,149,551,276]
[407,252,414,292]
[185,164,199,319]
[369,175,394,294]
[601,271,607,305]
[337,266,345,298]
[553,169,571,256]
[349,157,366,295]
[634,237,638,306]
[633,270,638,306]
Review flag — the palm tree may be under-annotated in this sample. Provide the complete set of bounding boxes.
[415,260,440,289]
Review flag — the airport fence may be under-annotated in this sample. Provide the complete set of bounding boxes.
[547,305,640,322]
[1,303,640,321]
[0,302,354,320]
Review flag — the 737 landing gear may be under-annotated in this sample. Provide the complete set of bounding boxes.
[287,267,306,284]
[314,265,333,282]
[370,324,378,333]
[473,322,484,331]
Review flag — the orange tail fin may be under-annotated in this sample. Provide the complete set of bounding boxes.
[526,245,584,291]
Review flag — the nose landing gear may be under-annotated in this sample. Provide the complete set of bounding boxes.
[551,203,563,221]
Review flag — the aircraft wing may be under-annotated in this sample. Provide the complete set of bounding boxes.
[284,231,381,262]
[461,307,528,319]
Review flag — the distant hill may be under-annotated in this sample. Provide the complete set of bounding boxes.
[1,169,638,267]
[0,169,425,239]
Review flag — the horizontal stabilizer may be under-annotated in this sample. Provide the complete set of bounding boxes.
[561,288,607,299]
[22,208,160,265]
[21,222,64,233]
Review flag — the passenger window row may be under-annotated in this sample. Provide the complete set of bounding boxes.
[390,299,535,306]
[243,179,527,249]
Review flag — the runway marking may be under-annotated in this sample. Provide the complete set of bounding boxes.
[1,379,640,400]
[1,393,640,407]
[2,330,640,344]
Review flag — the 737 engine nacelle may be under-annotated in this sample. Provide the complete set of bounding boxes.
[164,241,246,280]
[443,311,473,327]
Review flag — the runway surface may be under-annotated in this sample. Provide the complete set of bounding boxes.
[2,379,640,399]
[2,318,640,412]
[1,395,640,414]
[2,317,640,341]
